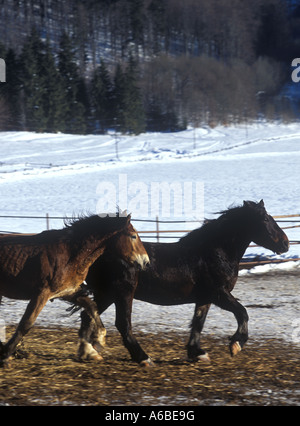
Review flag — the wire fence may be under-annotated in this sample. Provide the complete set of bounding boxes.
[0,213,300,269]
[0,212,300,236]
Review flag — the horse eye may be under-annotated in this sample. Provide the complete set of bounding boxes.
[131,235,137,240]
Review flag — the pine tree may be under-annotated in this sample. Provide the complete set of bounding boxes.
[122,55,145,134]
[112,57,145,134]
[41,40,68,132]
[90,59,113,133]
[0,43,8,130]
[58,32,87,134]
[20,28,48,131]
[19,30,72,133]
[148,0,167,54]
[2,48,22,130]
[77,77,91,133]
[128,0,144,47]
[112,63,126,132]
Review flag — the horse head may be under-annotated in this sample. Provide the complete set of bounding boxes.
[243,200,289,255]
[106,215,150,270]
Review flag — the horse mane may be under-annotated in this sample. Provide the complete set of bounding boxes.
[0,212,130,247]
[63,212,128,232]
[58,212,130,244]
[179,204,247,247]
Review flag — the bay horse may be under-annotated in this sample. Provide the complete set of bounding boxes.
[0,213,149,367]
[75,200,289,365]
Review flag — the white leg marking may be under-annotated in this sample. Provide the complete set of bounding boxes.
[78,339,103,362]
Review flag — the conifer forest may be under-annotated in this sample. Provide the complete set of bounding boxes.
[0,0,300,134]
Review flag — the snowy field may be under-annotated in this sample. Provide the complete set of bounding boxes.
[0,122,300,344]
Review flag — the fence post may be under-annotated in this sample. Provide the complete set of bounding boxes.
[156,216,159,243]
[46,213,50,230]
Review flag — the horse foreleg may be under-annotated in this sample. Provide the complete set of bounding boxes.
[212,289,249,356]
[115,296,153,367]
[0,290,50,367]
[187,303,211,362]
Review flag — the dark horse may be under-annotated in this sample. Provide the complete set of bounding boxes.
[76,200,289,365]
[0,214,149,367]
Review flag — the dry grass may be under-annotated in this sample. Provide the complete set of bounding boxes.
[0,325,299,406]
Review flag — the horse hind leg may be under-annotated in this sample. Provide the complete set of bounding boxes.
[187,304,211,363]
[78,295,106,347]
[63,291,107,361]
[78,310,103,362]
[91,320,106,350]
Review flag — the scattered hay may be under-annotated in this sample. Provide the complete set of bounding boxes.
[0,326,299,406]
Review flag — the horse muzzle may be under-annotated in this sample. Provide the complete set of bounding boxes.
[134,254,150,270]
[275,238,289,255]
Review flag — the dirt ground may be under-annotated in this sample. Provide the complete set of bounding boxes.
[0,324,300,406]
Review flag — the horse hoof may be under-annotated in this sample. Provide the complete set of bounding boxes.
[78,341,103,362]
[197,352,211,363]
[79,352,104,362]
[230,341,241,357]
[87,353,104,362]
[187,352,211,363]
[140,357,154,367]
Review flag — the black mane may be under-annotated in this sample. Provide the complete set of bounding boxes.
[179,204,250,247]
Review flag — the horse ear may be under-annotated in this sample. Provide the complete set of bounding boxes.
[259,199,264,207]
[126,213,131,223]
[243,200,250,208]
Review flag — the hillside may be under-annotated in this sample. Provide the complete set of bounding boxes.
[0,0,300,133]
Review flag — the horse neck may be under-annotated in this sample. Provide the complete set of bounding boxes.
[216,222,252,262]
[69,230,118,270]
[222,233,251,262]
[182,220,251,263]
